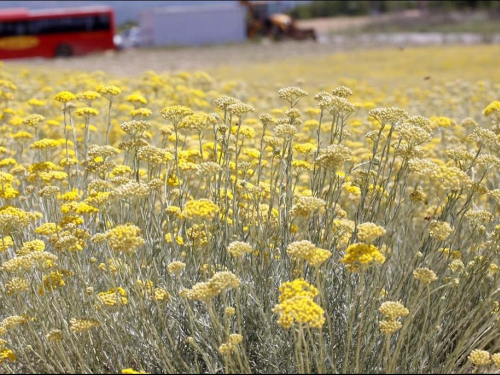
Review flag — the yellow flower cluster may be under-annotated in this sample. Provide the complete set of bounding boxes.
[278,279,318,303]
[40,270,73,294]
[5,277,29,295]
[483,101,500,119]
[22,114,45,127]
[1,315,26,330]
[219,334,244,356]
[1,251,58,273]
[55,91,76,103]
[77,91,101,102]
[0,348,16,364]
[97,287,128,306]
[468,349,491,366]
[286,240,332,267]
[413,268,438,285]
[429,220,453,241]
[0,236,14,252]
[69,318,101,333]
[186,271,240,302]
[227,241,253,258]
[379,301,409,335]
[105,224,145,254]
[273,279,325,329]
[45,329,63,342]
[357,222,386,243]
[181,199,219,220]
[342,243,385,272]
[121,369,147,374]
[290,196,325,217]
[75,107,99,117]
[167,261,186,275]
[97,85,121,97]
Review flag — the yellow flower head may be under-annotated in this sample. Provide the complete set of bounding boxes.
[342,243,386,272]
[105,224,145,254]
[75,107,99,117]
[468,349,491,366]
[55,91,76,103]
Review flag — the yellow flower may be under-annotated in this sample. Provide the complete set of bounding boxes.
[98,287,128,306]
[61,201,99,215]
[28,98,45,107]
[483,101,500,119]
[186,272,240,302]
[18,239,45,255]
[0,236,13,252]
[75,107,99,117]
[130,108,152,118]
[22,114,45,127]
[294,142,316,155]
[12,131,33,141]
[180,113,217,133]
[0,348,16,363]
[430,115,454,128]
[273,295,325,329]
[126,93,147,104]
[491,353,500,367]
[379,319,402,335]
[357,222,386,243]
[278,279,318,302]
[35,222,60,236]
[342,243,386,272]
[5,277,28,295]
[227,241,253,258]
[182,199,219,220]
[168,261,186,275]
[40,270,73,294]
[164,233,184,245]
[468,349,491,366]
[69,318,100,333]
[76,91,100,102]
[121,369,147,374]
[97,85,121,96]
[1,315,26,330]
[30,138,59,150]
[429,220,453,241]
[413,268,438,285]
[55,91,76,103]
[160,105,193,123]
[379,301,409,321]
[106,224,145,254]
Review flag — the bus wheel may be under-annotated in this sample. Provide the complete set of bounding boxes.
[55,44,73,58]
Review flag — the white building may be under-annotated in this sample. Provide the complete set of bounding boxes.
[139,3,247,47]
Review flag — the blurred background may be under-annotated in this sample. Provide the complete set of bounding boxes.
[0,0,499,76]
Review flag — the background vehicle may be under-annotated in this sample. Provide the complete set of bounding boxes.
[240,0,317,41]
[0,6,116,59]
[119,26,142,49]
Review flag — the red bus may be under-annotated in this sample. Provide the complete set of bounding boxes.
[0,6,116,59]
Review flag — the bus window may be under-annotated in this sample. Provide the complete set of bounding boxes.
[0,15,111,37]
[16,23,27,35]
[0,22,26,37]
[94,15,111,31]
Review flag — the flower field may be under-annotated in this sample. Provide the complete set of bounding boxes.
[1,45,500,373]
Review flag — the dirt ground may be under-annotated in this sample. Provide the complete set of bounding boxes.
[8,34,499,79]
[6,39,342,76]
[295,10,423,34]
